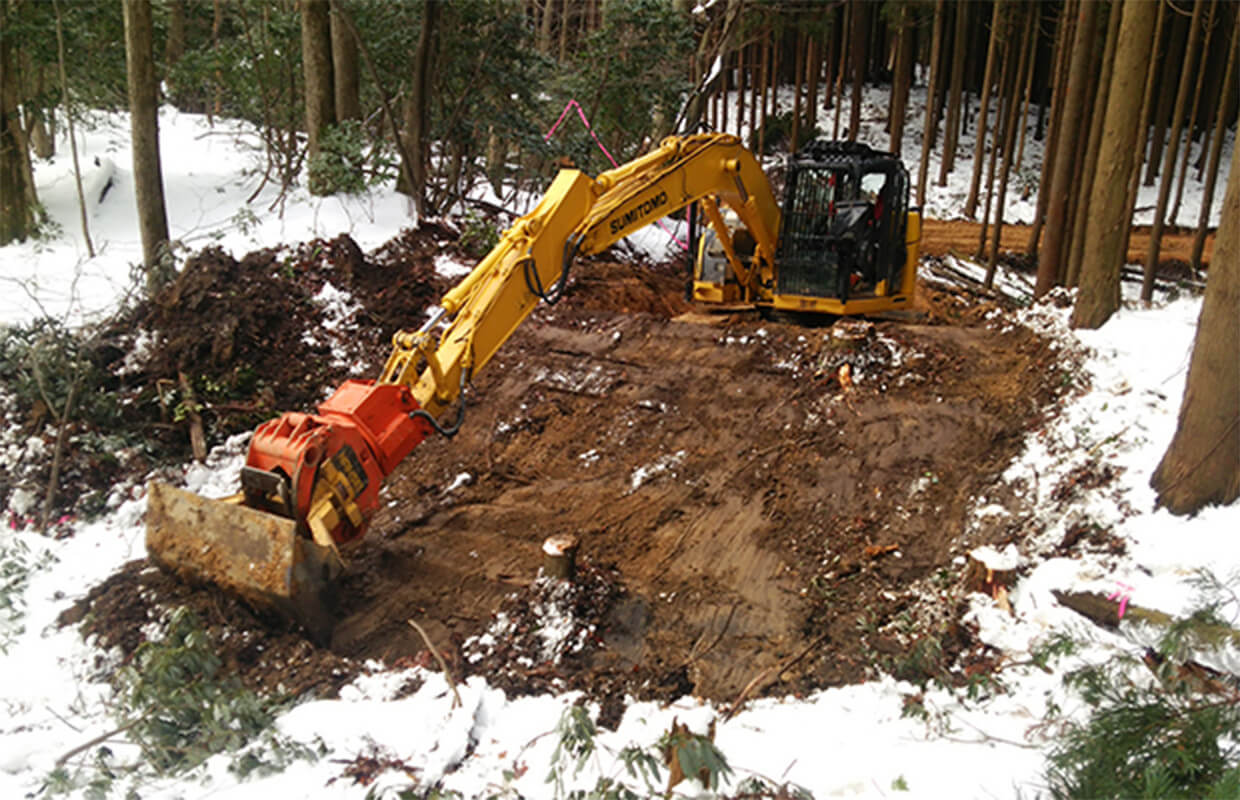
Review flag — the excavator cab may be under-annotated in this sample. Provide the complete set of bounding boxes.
[693,139,918,316]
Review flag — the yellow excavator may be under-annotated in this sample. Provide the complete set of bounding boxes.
[146,133,921,639]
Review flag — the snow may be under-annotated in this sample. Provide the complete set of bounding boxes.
[0,78,1236,799]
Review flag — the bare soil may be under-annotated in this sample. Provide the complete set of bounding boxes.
[61,224,1081,720]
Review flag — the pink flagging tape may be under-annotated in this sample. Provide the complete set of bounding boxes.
[544,99,687,251]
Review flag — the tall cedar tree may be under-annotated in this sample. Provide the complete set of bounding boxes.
[402,0,439,216]
[964,0,1002,219]
[302,0,335,185]
[916,0,945,207]
[123,0,171,288]
[937,1,968,185]
[1072,0,1160,330]
[0,0,37,245]
[330,4,361,122]
[888,4,913,153]
[848,0,867,140]
[1191,17,1238,272]
[1143,0,1206,302]
[1034,0,1098,297]
[1150,153,1240,514]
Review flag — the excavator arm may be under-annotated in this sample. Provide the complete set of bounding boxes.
[146,133,781,639]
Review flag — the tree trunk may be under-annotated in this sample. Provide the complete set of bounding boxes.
[757,28,769,154]
[0,1,37,245]
[401,0,438,217]
[848,0,868,140]
[167,0,186,66]
[984,0,1034,286]
[833,1,850,139]
[916,0,946,208]
[1027,0,1075,257]
[1144,8,1188,186]
[806,32,819,133]
[123,0,171,290]
[1190,16,1238,272]
[301,0,335,183]
[1067,0,1122,289]
[937,1,968,185]
[1149,153,1240,514]
[1170,0,1217,223]
[978,13,1017,261]
[1122,0,1167,267]
[1034,0,1097,298]
[791,29,803,148]
[1014,8,1039,174]
[53,0,94,258]
[1142,0,1205,303]
[889,4,913,153]
[330,3,361,122]
[965,1,1003,218]
[1072,0,1160,330]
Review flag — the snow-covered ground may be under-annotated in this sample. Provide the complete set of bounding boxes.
[0,85,1236,798]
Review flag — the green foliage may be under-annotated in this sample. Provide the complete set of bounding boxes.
[551,0,692,175]
[0,537,55,654]
[657,725,733,792]
[308,120,375,196]
[117,607,275,773]
[751,110,820,155]
[1043,575,1240,799]
[459,211,501,259]
[0,318,119,429]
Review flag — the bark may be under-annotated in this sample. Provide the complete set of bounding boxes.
[1122,0,1167,265]
[806,33,819,132]
[1170,0,1216,223]
[1027,0,1074,257]
[1013,7,1039,174]
[984,0,1034,287]
[53,0,94,258]
[539,0,553,55]
[889,5,913,153]
[402,0,439,216]
[1149,153,1240,514]
[559,0,571,62]
[916,0,946,208]
[848,0,868,140]
[123,0,171,287]
[167,0,186,66]
[757,28,769,154]
[301,0,335,174]
[1190,16,1238,272]
[791,30,803,148]
[1067,0,1121,289]
[1072,0,1160,330]
[937,1,968,185]
[0,1,37,245]
[1145,8,1188,186]
[736,42,745,134]
[965,1,1003,218]
[1143,0,1205,303]
[1033,0,1097,298]
[330,3,361,122]
[978,12,1017,261]
[833,1,850,139]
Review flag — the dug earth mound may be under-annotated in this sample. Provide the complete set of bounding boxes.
[64,225,1067,723]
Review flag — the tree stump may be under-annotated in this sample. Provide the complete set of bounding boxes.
[542,534,579,581]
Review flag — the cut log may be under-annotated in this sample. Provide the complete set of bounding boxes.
[542,534,579,581]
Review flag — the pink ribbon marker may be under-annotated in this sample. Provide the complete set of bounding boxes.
[1106,581,1135,619]
[544,99,687,251]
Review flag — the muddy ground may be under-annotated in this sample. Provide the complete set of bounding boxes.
[59,224,1096,722]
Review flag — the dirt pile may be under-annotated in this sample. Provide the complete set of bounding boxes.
[63,227,1074,713]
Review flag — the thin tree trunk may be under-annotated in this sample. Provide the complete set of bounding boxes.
[916,0,945,208]
[1034,0,1098,298]
[301,0,335,176]
[1170,0,1217,223]
[889,4,913,153]
[402,0,438,216]
[758,28,769,154]
[849,0,868,140]
[791,29,803,148]
[1143,0,1205,303]
[123,0,171,289]
[736,42,746,136]
[0,1,37,245]
[833,1,850,139]
[937,1,968,185]
[52,0,94,258]
[1123,0,1167,267]
[985,2,1034,287]
[1144,8,1188,186]
[965,0,1003,218]
[806,32,819,133]
[1067,0,1122,289]
[978,17,1016,261]
[330,2,361,122]
[1190,16,1238,272]
[1028,0,1075,257]
[1149,152,1239,514]
[1072,0,1160,329]
[1014,8,1039,174]
[559,0,571,62]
